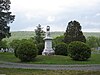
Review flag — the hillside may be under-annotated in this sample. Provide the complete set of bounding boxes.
[3,31,100,42]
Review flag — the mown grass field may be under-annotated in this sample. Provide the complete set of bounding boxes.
[0,68,100,75]
[3,31,100,43]
[0,53,100,65]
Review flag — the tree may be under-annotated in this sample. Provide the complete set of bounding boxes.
[86,36,100,48]
[34,24,45,44]
[0,0,15,41]
[64,20,86,44]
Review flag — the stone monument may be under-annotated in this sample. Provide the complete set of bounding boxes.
[42,26,55,55]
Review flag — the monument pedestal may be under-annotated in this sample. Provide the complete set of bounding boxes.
[42,37,55,55]
[42,26,55,55]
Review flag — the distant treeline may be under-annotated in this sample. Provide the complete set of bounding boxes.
[3,31,100,43]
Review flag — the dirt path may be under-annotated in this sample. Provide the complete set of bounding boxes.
[0,62,100,71]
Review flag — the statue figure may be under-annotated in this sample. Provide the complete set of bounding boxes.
[46,26,50,31]
[46,26,50,37]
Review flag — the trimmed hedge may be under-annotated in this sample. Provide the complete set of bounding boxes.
[55,43,68,56]
[68,41,91,61]
[16,40,38,62]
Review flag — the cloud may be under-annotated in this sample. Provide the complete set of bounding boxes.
[96,13,100,16]
[47,16,55,22]
[10,0,100,12]
[10,0,100,32]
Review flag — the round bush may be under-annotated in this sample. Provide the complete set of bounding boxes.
[9,39,21,57]
[55,43,68,56]
[68,41,91,61]
[16,40,38,62]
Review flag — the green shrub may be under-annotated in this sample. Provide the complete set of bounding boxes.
[68,41,91,61]
[36,43,44,55]
[53,35,64,47]
[55,43,68,56]
[0,40,7,49]
[9,39,21,57]
[16,40,38,62]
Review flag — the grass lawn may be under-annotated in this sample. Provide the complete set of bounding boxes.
[0,52,100,64]
[0,52,20,63]
[32,54,100,64]
[0,68,100,75]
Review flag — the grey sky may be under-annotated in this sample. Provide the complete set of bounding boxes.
[10,0,100,32]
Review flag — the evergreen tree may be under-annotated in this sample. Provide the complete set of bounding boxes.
[0,0,15,41]
[34,24,45,44]
[64,20,86,44]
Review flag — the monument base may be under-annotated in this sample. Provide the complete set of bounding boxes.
[42,49,55,55]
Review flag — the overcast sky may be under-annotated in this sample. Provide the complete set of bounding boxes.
[10,0,100,32]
